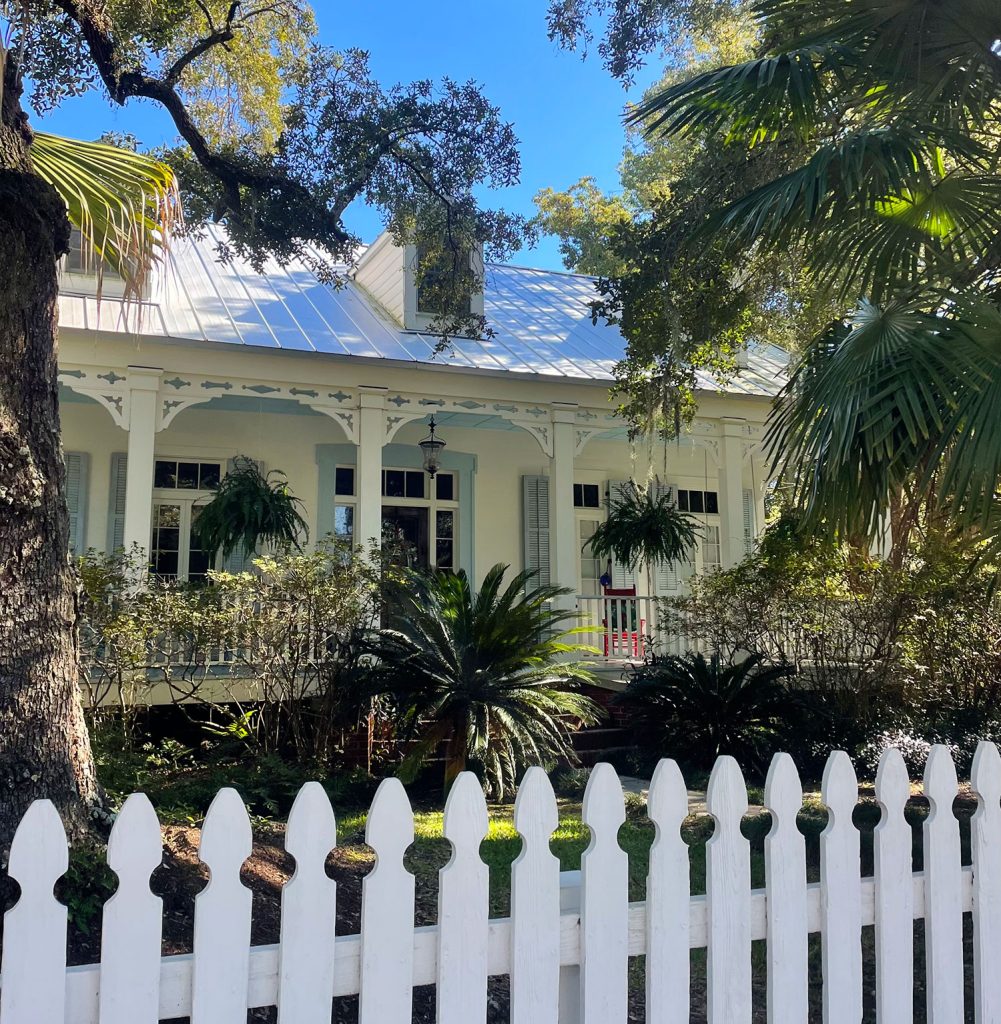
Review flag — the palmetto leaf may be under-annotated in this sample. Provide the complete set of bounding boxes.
[30,132,180,300]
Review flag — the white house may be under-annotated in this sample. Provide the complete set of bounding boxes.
[56,225,786,664]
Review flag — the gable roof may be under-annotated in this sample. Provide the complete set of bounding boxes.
[57,223,788,397]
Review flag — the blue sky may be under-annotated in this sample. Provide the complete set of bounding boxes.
[35,1,660,270]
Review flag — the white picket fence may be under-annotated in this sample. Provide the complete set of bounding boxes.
[2,744,1000,1023]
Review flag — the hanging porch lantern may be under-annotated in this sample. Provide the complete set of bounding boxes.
[418,415,447,478]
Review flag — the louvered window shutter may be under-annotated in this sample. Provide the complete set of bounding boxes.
[742,488,755,556]
[222,457,264,573]
[522,475,551,587]
[107,452,127,552]
[606,479,637,591]
[654,481,682,594]
[64,452,89,554]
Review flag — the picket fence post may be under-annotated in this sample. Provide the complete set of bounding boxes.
[438,771,489,1024]
[100,793,163,1024]
[820,750,861,1024]
[873,746,913,1023]
[191,787,253,1024]
[645,758,690,1024]
[511,766,561,1024]
[971,740,1001,1021]
[0,801,67,1024]
[360,776,415,1024]
[278,781,337,1024]
[922,745,964,1023]
[580,762,628,1024]
[705,755,750,1024]
[763,752,808,1023]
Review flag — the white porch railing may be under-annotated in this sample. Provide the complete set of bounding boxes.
[576,595,705,661]
[1,747,998,1022]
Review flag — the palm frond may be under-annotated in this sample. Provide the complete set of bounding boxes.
[30,132,181,300]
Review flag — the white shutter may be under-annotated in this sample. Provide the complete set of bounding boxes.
[522,475,551,586]
[64,452,89,554]
[606,480,637,591]
[742,488,755,556]
[107,452,127,552]
[653,481,685,594]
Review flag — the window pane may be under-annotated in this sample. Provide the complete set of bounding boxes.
[677,490,689,512]
[689,491,705,513]
[153,550,179,577]
[199,463,221,490]
[176,462,199,489]
[154,460,176,489]
[334,505,354,538]
[384,470,405,497]
[582,484,600,508]
[436,473,455,501]
[156,504,181,528]
[705,491,719,514]
[405,471,425,499]
[436,539,454,568]
[573,483,583,507]
[437,510,454,539]
[188,549,211,580]
[335,466,355,496]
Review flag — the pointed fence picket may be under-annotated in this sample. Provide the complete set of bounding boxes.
[511,766,561,1024]
[580,762,629,1024]
[873,747,913,1023]
[100,793,163,1024]
[645,758,690,1024]
[278,781,337,1024]
[971,740,1001,1022]
[763,753,807,1024]
[2,745,999,1024]
[922,745,964,1022]
[191,787,253,1024]
[705,755,751,1024]
[359,777,415,1024]
[437,772,489,1024]
[820,751,862,1024]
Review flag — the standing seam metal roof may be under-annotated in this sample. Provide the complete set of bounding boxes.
[56,224,788,396]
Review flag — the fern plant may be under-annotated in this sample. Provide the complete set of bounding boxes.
[193,457,308,561]
[588,478,698,594]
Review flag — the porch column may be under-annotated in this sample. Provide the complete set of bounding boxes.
[122,366,161,558]
[357,386,386,554]
[718,417,746,569]
[550,404,577,607]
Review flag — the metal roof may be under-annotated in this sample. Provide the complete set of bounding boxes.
[57,224,787,396]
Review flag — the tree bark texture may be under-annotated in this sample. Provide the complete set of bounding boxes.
[0,60,99,854]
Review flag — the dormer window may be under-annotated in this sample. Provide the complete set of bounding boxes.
[60,228,127,297]
[415,246,473,318]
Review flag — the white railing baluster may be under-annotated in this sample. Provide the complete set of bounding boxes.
[873,747,913,1024]
[580,762,628,1024]
[705,755,751,1024]
[438,772,489,1024]
[971,740,1001,1021]
[278,782,337,1024]
[191,787,253,1024]
[511,766,560,1024]
[922,745,964,1023]
[646,758,690,1024]
[100,793,163,1024]
[764,752,807,1023]
[0,801,67,1024]
[360,777,415,1024]
[820,751,861,1024]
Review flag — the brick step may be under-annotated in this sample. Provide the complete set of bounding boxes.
[572,726,630,753]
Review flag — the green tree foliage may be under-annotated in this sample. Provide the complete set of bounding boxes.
[9,1,530,332]
[369,565,601,795]
[601,0,1001,543]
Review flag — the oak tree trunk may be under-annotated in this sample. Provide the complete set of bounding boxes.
[0,59,100,853]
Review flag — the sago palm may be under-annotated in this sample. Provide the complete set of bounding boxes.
[631,0,1001,545]
[370,564,601,795]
